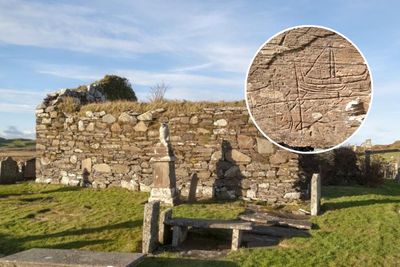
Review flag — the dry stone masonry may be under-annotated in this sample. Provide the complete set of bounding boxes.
[247,26,371,151]
[36,91,306,204]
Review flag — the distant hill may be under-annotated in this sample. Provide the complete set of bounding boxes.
[372,140,400,151]
[0,137,35,149]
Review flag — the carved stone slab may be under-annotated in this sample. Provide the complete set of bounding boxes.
[246,26,371,151]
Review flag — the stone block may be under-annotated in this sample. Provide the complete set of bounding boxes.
[112,164,130,174]
[214,119,227,127]
[111,123,122,132]
[134,121,148,132]
[93,163,111,173]
[118,112,136,123]
[137,111,153,121]
[256,137,275,154]
[237,135,254,149]
[226,149,251,163]
[81,158,92,172]
[102,114,116,124]
[270,152,289,165]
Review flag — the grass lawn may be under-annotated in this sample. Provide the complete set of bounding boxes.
[1,181,400,266]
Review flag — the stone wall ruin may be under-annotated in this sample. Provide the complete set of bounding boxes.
[35,87,306,204]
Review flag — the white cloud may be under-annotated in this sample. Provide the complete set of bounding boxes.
[34,63,244,101]
[0,125,34,139]
[0,88,49,113]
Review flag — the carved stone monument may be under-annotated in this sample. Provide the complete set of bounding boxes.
[148,123,179,205]
[0,157,19,184]
[246,26,371,151]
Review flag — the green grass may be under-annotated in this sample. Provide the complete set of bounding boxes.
[0,138,35,148]
[1,181,400,266]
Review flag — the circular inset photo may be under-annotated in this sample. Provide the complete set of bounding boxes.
[245,25,372,154]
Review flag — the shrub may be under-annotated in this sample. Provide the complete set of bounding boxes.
[96,75,137,101]
[300,146,385,187]
[147,82,168,103]
[58,97,80,113]
[358,156,385,186]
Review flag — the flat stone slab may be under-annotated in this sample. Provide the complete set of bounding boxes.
[238,212,312,230]
[0,248,145,267]
[166,218,253,230]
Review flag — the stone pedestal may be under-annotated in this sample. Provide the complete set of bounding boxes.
[311,173,321,216]
[149,144,179,205]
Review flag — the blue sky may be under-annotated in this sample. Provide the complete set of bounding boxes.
[0,0,399,145]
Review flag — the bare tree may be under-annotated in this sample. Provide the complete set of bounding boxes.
[147,82,168,102]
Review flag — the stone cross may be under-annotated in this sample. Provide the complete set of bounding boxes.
[148,123,179,206]
[310,173,321,216]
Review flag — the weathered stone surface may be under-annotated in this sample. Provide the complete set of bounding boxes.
[246,26,371,151]
[226,149,251,163]
[102,114,116,124]
[118,112,136,123]
[0,157,19,184]
[0,248,144,267]
[111,123,122,132]
[197,128,210,134]
[214,119,227,127]
[311,173,321,216]
[189,116,199,124]
[142,201,160,254]
[82,158,92,172]
[86,122,95,131]
[69,155,77,164]
[211,151,222,161]
[93,163,111,173]
[237,135,254,149]
[78,120,85,131]
[284,192,301,199]
[121,179,139,191]
[256,137,275,154]
[137,111,153,121]
[270,152,289,165]
[23,159,36,179]
[134,121,148,132]
[112,164,130,174]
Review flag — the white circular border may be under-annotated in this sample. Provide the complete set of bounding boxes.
[244,25,374,154]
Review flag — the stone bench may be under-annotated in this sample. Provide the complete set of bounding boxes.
[162,213,253,251]
[0,248,145,267]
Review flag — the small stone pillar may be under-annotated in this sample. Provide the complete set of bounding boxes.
[142,201,160,254]
[310,173,321,216]
[149,123,179,205]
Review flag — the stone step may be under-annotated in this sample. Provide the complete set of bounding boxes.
[0,248,145,267]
